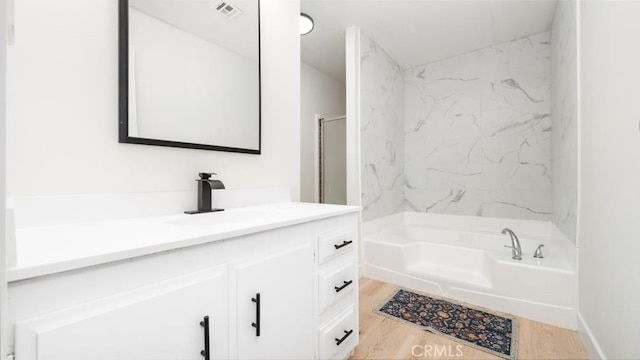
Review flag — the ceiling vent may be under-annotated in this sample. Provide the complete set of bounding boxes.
[213,1,243,19]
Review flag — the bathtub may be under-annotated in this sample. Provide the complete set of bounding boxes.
[362,212,577,330]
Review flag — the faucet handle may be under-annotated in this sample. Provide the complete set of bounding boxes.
[534,245,544,258]
[198,172,218,180]
[504,245,522,260]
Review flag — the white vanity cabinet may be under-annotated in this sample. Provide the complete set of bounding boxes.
[14,265,229,360]
[8,205,359,360]
[232,245,314,359]
[316,224,359,360]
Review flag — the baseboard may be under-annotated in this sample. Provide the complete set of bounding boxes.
[577,312,606,359]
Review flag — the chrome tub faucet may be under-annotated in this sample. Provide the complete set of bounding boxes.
[502,228,522,260]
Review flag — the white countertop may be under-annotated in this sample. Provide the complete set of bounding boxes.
[8,202,359,282]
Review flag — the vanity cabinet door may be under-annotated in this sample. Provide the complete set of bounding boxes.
[14,266,229,360]
[233,244,314,359]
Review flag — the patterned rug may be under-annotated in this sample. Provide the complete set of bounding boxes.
[375,289,519,360]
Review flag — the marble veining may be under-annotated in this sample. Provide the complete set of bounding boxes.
[360,34,405,221]
[551,0,578,244]
[404,32,552,220]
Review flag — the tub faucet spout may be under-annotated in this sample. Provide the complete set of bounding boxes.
[502,228,522,260]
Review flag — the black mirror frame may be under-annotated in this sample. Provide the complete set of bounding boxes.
[118,0,261,154]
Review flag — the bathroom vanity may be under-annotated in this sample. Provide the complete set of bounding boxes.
[7,201,359,360]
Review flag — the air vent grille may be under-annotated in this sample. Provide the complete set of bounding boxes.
[213,1,243,19]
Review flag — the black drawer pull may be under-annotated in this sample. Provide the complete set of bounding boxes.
[200,316,210,360]
[334,240,353,249]
[251,293,261,337]
[335,329,354,346]
[334,280,353,293]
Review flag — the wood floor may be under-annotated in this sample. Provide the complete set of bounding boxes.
[351,278,588,360]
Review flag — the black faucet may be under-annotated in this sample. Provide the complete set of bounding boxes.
[185,172,225,214]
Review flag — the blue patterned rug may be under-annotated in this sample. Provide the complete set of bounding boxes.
[375,289,518,360]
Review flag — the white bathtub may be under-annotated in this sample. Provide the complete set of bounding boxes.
[362,212,577,330]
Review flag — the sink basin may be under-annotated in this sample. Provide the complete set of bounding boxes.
[166,210,283,227]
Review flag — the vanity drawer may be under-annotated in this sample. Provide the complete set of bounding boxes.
[318,305,357,360]
[318,229,355,264]
[318,257,356,313]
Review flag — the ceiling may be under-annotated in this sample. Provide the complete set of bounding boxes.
[131,0,259,60]
[300,0,558,82]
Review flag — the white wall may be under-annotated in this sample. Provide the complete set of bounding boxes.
[551,0,578,244]
[300,62,345,203]
[359,32,404,221]
[404,32,552,220]
[345,27,362,208]
[0,0,8,355]
[579,1,640,358]
[7,0,300,199]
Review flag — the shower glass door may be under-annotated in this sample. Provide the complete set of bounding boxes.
[319,116,346,205]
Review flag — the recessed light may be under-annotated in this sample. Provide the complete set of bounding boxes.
[300,13,314,35]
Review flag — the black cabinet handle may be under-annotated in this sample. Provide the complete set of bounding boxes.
[334,280,353,293]
[335,329,354,346]
[251,293,261,337]
[334,240,353,249]
[200,316,210,360]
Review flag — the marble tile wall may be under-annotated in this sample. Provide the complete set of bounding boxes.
[551,1,578,243]
[404,33,552,220]
[360,33,405,221]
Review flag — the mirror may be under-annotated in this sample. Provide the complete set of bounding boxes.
[119,0,261,153]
